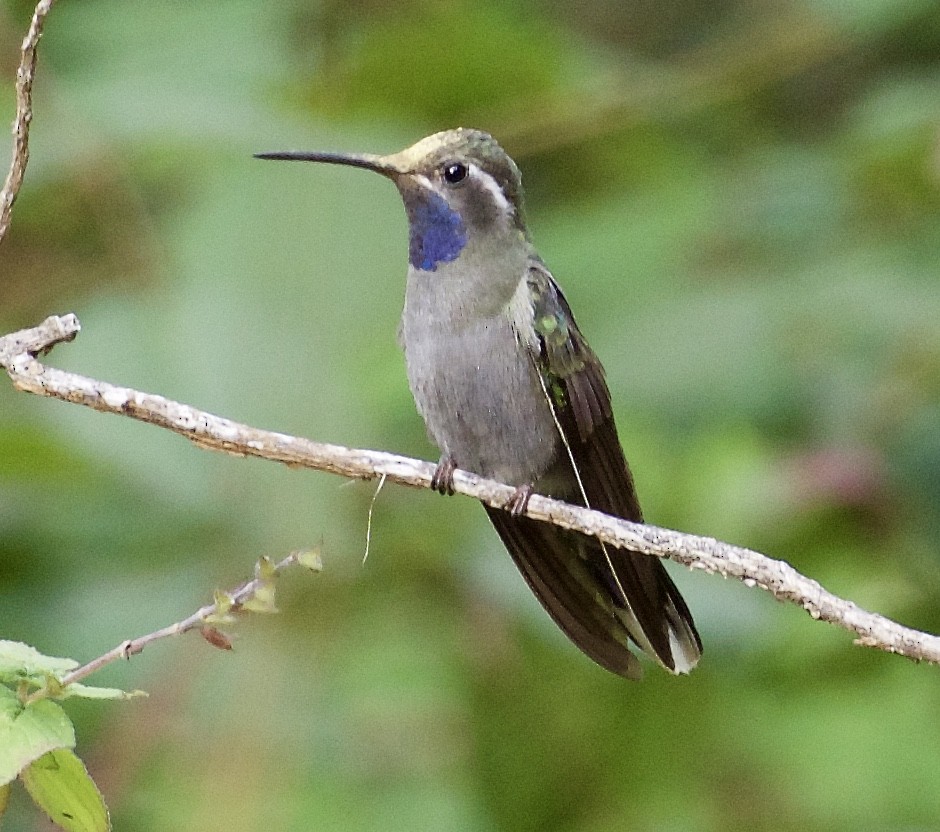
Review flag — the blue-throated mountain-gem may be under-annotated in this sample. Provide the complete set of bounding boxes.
[256,128,701,679]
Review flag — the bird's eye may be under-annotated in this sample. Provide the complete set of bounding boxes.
[442,162,468,185]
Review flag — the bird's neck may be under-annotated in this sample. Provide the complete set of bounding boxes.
[403,226,534,331]
[405,190,468,272]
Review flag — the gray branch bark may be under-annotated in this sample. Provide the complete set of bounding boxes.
[3,313,939,668]
[0,0,56,244]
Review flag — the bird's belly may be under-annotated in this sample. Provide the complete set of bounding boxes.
[403,318,560,485]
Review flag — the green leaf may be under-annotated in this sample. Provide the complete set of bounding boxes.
[59,684,148,702]
[21,748,110,832]
[205,589,236,626]
[43,675,67,700]
[241,582,278,614]
[0,641,78,686]
[295,547,323,572]
[214,590,234,613]
[0,685,75,785]
[0,781,10,819]
[254,555,277,581]
[0,644,144,703]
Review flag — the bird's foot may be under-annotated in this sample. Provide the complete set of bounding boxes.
[506,483,534,517]
[431,454,457,496]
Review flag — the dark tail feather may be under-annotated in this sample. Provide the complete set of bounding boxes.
[484,506,701,678]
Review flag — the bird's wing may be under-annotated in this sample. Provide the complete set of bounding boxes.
[524,261,643,520]
[497,260,701,674]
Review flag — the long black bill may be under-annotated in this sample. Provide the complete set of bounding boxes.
[253,150,399,178]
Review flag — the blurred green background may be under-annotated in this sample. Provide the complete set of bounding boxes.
[2,0,939,829]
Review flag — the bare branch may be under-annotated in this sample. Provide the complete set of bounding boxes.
[3,314,939,668]
[0,0,57,245]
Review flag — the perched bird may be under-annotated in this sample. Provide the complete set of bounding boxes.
[256,129,701,678]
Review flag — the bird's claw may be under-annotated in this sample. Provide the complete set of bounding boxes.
[506,484,534,517]
[431,454,457,496]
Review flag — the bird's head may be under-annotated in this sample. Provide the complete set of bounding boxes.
[257,128,529,272]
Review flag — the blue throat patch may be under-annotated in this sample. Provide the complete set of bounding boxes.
[407,190,468,272]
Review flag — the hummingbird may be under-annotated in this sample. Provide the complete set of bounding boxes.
[256,129,701,679]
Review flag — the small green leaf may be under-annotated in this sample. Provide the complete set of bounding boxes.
[213,590,234,615]
[0,781,10,819]
[0,685,75,785]
[203,611,236,626]
[60,684,148,702]
[205,590,236,625]
[254,555,277,581]
[296,547,323,572]
[241,582,278,614]
[43,675,66,700]
[0,641,78,685]
[21,748,110,832]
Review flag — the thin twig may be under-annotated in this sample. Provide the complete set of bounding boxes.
[23,549,317,703]
[0,0,56,245]
[2,314,939,667]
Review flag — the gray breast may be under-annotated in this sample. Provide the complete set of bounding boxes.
[401,305,560,485]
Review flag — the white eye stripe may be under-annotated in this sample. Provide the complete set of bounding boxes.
[469,164,514,217]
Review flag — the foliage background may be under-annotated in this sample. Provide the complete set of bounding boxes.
[1,0,939,829]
